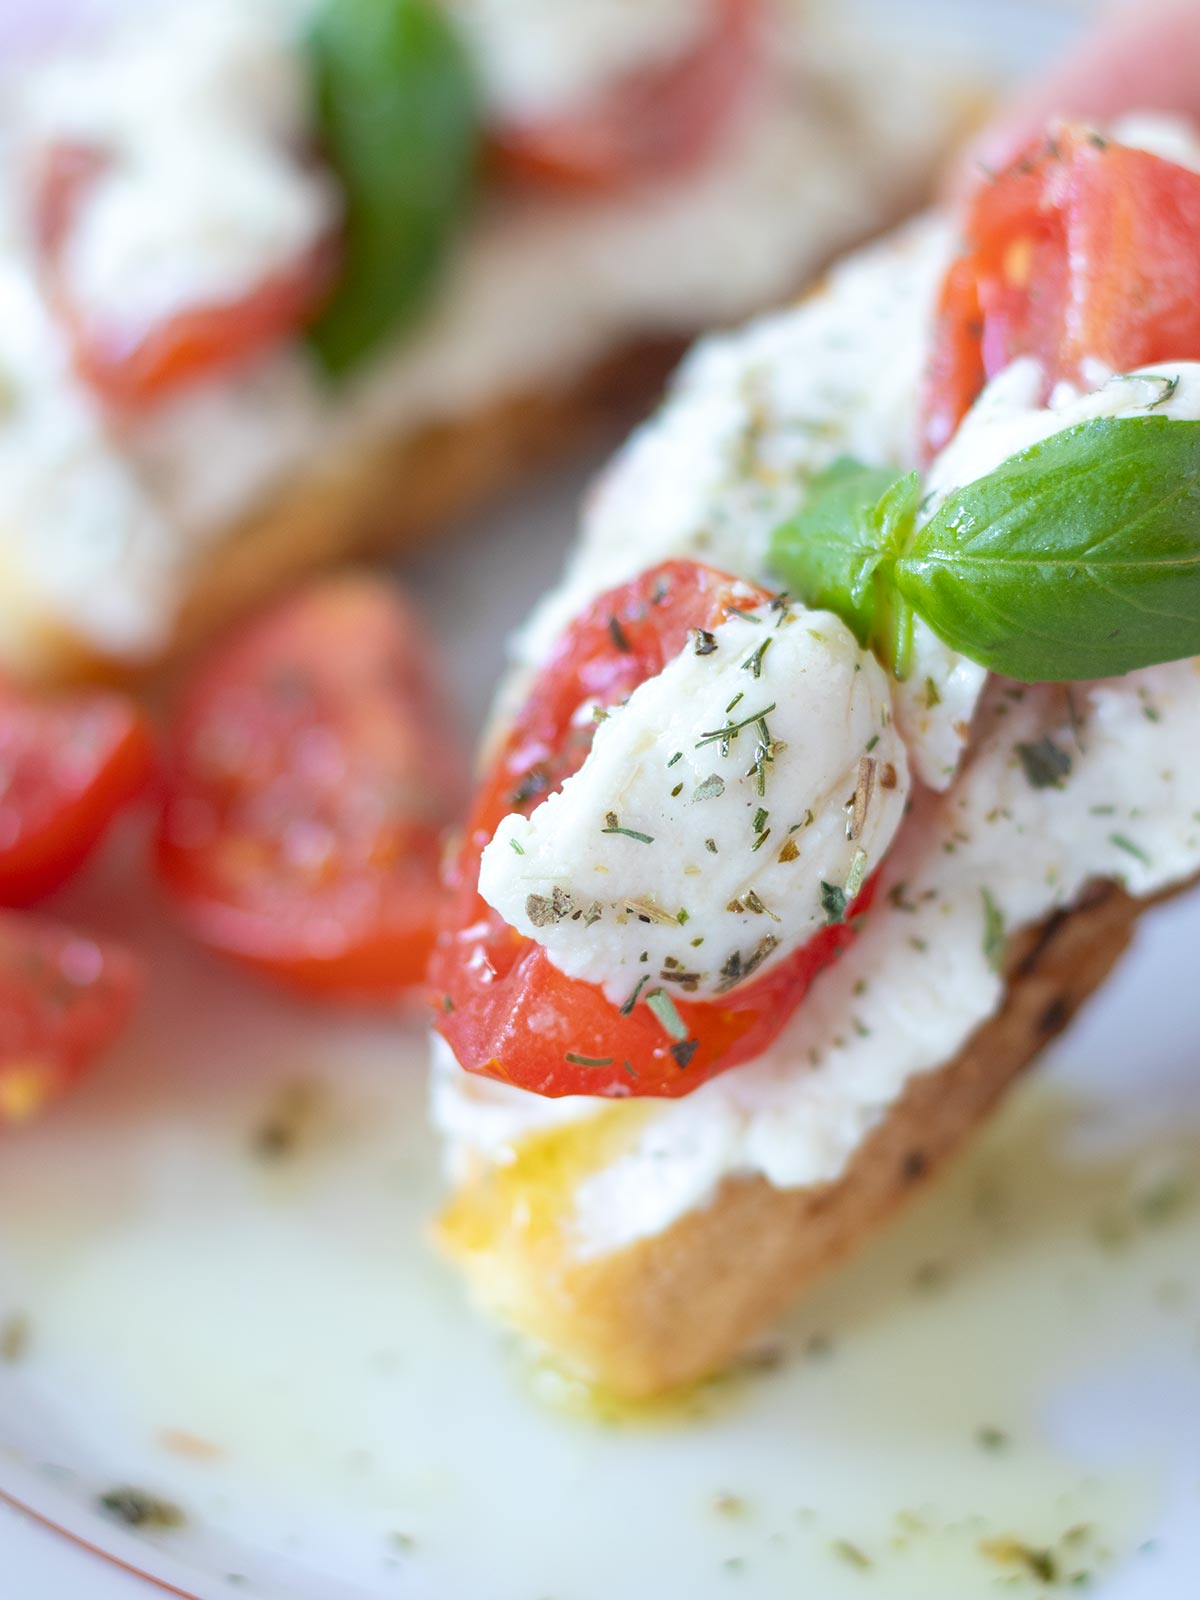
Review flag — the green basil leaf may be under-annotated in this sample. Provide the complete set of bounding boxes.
[768,458,918,646]
[896,416,1200,681]
[307,0,479,378]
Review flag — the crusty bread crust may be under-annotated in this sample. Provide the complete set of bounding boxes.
[438,879,1158,1398]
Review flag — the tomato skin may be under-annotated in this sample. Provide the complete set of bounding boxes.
[431,560,872,1100]
[0,684,154,908]
[489,0,760,193]
[33,141,338,408]
[156,575,467,1001]
[0,911,140,1125]
[922,127,1200,458]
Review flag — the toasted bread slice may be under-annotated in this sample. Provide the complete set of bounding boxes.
[438,879,1153,1399]
[0,335,688,685]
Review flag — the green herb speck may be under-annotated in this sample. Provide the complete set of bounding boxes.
[741,638,773,679]
[98,1488,185,1530]
[602,821,655,844]
[1110,832,1151,866]
[646,988,688,1042]
[976,1425,1010,1452]
[619,974,651,1016]
[831,1538,873,1571]
[820,882,847,924]
[1016,736,1072,789]
[981,887,1005,973]
[608,614,631,653]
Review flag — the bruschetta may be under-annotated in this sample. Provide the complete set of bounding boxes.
[431,112,1200,1396]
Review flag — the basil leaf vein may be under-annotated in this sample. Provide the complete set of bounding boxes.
[896,417,1200,680]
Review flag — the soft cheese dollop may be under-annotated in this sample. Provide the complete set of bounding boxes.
[928,358,1200,499]
[20,0,337,331]
[517,218,951,672]
[479,601,909,1002]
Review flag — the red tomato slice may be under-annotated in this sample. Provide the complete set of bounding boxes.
[430,560,873,1100]
[156,575,468,1000]
[33,141,338,408]
[0,683,153,908]
[489,0,760,192]
[922,126,1200,458]
[0,911,139,1125]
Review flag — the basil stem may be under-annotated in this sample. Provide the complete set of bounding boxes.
[769,459,907,644]
[769,459,919,677]
[770,416,1200,684]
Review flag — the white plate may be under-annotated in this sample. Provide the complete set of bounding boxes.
[4,450,1200,1598]
[11,4,1196,1596]
[2,802,1200,1600]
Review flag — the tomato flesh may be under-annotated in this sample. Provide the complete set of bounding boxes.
[0,911,139,1124]
[0,683,153,908]
[489,0,760,192]
[431,560,872,1099]
[922,126,1200,458]
[33,141,337,407]
[156,575,468,999]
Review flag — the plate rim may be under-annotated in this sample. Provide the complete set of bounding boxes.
[0,1463,210,1600]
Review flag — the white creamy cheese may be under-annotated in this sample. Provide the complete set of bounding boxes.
[436,654,1200,1255]
[0,240,178,654]
[928,359,1200,494]
[517,216,951,669]
[1108,111,1200,174]
[445,0,710,123]
[22,0,338,333]
[889,622,987,791]
[480,600,909,1003]
[0,0,964,664]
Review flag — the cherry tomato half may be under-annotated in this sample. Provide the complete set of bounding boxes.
[0,681,153,908]
[0,911,140,1125]
[431,560,872,1099]
[922,125,1200,458]
[33,141,337,408]
[489,0,760,193]
[156,575,468,1000]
